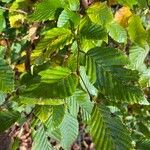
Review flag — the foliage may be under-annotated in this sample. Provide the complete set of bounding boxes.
[0,0,150,149]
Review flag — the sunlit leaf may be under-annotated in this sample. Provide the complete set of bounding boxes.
[128,16,147,47]
[87,2,113,27]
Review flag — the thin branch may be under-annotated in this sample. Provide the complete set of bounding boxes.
[76,27,80,75]
[0,6,27,14]
[79,74,93,101]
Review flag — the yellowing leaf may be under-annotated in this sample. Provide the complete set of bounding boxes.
[16,63,25,72]
[114,7,132,27]
[9,14,26,28]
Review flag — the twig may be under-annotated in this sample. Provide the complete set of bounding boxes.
[80,74,93,101]
[0,6,27,14]
[76,27,80,75]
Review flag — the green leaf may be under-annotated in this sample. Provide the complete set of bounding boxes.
[136,138,150,150]
[57,9,80,28]
[0,10,6,32]
[19,96,65,105]
[137,0,148,8]
[29,0,64,21]
[0,58,14,92]
[129,45,150,87]
[140,68,150,87]
[79,66,97,96]
[84,50,97,83]
[21,67,78,99]
[129,45,149,70]
[1,0,12,3]
[68,96,79,118]
[138,122,150,138]
[128,16,147,47]
[34,106,52,123]
[0,111,20,133]
[60,113,78,150]
[0,91,6,105]
[86,47,145,103]
[87,3,113,27]
[68,89,93,121]
[80,17,107,41]
[80,39,103,53]
[117,0,137,8]
[34,28,73,54]
[68,0,80,11]
[32,125,53,150]
[89,105,132,150]
[107,21,127,43]
[45,105,65,130]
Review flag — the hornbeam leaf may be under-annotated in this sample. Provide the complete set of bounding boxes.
[45,105,65,130]
[29,0,64,21]
[136,138,150,150]
[85,47,145,103]
[34,106,52,123]
[21,67,78,99]
[0,58,14,92]
[34,28,73,54]
[107,21,127,43]
[60,113,78,150]
[89,105,132,150]
[80,17,107,41]
[19,97,65,105]
[32,125,53,150]
[79,66,97,96]
[87,3,113,27]
[128,16,147,47]
[129,45,149,70]
[0,10,6,32]
[68,0,80,11]
[0,111,20,133]
[57,9,80,28]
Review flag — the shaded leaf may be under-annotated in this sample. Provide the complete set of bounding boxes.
[0,111,20,133]
[32,125,53,150]
[89,105,132,150]
[60,113,78,150]
[0,10,6,32]
[0,58,14,92]
[136,138,150,150]
[86,47,145,103]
